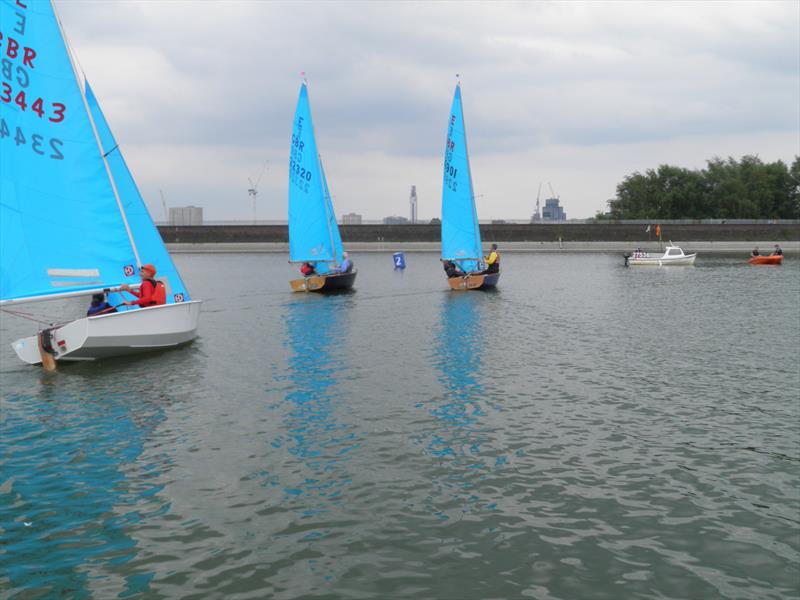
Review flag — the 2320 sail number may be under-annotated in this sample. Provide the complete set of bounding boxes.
[289,158,313,193]
[0,117,64,159]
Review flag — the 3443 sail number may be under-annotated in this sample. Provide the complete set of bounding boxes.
[0,117,64,159]
[1,82,65,122]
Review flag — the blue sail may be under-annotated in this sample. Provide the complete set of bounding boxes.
[85,81,191,304]
[441,83,482,274]
[0,0,140,303]
[320,159,344,264]
[288,83,343,275]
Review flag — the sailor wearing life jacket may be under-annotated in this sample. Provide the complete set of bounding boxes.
[483,243,500,274]
[120,263,167,307]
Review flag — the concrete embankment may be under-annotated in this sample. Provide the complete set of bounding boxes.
[160,223,800,254]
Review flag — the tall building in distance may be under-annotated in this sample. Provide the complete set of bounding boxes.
[169,206,203,225]
[409,185,418,224]
[531,183,566,222]
[341,212,363,225]
[541,197,566,221]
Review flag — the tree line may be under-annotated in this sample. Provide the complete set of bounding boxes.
[600,155,800,220]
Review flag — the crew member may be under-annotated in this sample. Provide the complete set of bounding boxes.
[120,264,166,308]
[772,244,783,256]
[443,260,464,278]
[300,262,316,276]
[87,293,116,316]
[338,252,353,273]
[483,243,500,274]
[751,247,760,257]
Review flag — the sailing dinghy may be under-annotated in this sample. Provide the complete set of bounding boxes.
[288,83,356,293]
[441,83,499,291]
[1,0,200,366]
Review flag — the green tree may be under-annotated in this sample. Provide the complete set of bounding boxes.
[609,155,799,219]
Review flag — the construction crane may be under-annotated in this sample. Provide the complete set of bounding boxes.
[160,189,168,223]
[248,160,269,224]
[532,182,542,222]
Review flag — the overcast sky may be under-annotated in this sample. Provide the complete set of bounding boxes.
[57,0,799,221]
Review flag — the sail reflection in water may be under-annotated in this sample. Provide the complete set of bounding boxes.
[0,380,167,598]
[266,297,360,517]
[421,294,506,519]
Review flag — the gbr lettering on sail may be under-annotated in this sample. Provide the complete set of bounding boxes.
[290,116,312,194]
[0,0,67,161]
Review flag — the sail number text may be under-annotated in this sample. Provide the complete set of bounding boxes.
[0,81,65,122]
[0,31,37,69]
[0,117,64,159]
[444,135,458,192]
[290,133,311,193]
[1,30,66,123]
[1,2,64,158]
[289,158,312,193]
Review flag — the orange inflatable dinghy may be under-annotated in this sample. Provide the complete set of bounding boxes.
[748,255,783,265]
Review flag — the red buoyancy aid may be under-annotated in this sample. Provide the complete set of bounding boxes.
[152,280,166,305]
[131,279,166,307]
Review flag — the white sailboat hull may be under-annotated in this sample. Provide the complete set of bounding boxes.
[12,301,201,365]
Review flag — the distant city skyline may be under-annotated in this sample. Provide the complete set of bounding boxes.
[58,1,799,222]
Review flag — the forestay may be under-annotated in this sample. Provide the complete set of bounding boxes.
[0,0,142,303]
[288,83,343,275]
[441,83,482,274]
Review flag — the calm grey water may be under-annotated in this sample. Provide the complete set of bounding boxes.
[1,252,799,600]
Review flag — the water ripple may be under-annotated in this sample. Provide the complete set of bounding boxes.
[1,253,798,599]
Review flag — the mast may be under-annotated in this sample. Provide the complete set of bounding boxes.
[50,0,142,267]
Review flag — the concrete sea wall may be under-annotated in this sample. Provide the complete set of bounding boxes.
[159,223,800,254]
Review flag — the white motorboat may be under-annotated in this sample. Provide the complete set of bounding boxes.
[1,1,200,368]
[624,243,697,266]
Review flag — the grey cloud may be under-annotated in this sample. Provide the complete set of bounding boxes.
[56,0,799,219]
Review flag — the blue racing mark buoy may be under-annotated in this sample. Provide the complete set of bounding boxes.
[393,252,406,269]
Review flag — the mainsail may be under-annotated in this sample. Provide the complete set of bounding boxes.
[0,0,188,305]
[288,83,343,275]
[1,0,139,302]
[441,83,482,274]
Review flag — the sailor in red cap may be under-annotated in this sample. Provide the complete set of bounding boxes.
[120,264,165,307]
